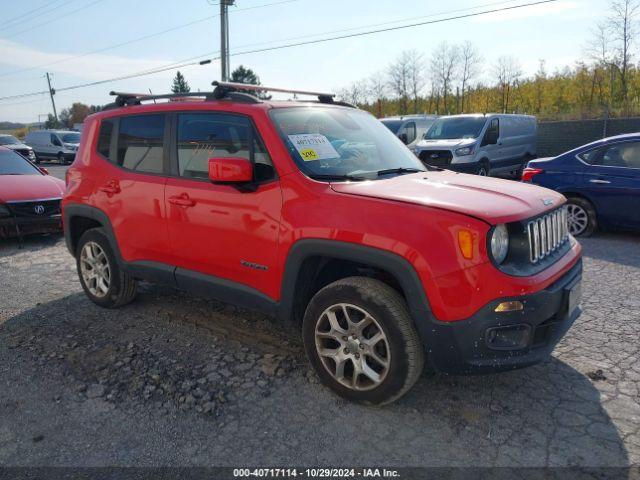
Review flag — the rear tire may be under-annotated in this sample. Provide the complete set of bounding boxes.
[302,277,424,405]
[566,197,597,237]
[76,228,138,308]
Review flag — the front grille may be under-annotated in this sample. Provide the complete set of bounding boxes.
[419,150,452,168]
[526,206,569,263]
[7,199,61,218]
[15,148,33,157]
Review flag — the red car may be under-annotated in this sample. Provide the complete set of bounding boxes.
[62,82,583,404]
[0,146,64,239]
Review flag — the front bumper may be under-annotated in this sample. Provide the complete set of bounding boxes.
[424,259,582,374]
[0,215,62,238]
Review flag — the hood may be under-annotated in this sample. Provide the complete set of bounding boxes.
[0,174,65,203]
[3,143,32,151]
[415,138,476,150]
[330,171,565,224]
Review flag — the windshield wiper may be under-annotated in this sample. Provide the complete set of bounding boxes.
[309,173,368,182]
[375,167,424,177]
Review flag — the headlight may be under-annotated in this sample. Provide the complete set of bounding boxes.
[490,224,509,264]
[0,204,10,217]
[455,145,475,156]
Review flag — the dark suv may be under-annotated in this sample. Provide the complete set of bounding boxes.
[62,82,583,404]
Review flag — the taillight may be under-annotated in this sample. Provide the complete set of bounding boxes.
[65,169,71,187]
[521,167,543,182]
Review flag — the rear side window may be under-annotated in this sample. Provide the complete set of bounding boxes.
[117,114,165,174]
[177,113,275,182]
[97,119,114,161]
[601,141,640,169]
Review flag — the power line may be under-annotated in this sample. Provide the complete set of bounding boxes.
[0,0,302,79]
[3,0,103,39]
[0,0,72,30]
[0,0,559,102]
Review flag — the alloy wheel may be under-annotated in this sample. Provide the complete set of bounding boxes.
[567,203,589,236]
[80,241,111,298]
[314,303,390,391]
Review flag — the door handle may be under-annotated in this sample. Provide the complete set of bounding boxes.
[589,179,611,184]
[99,180,120,194]
[168,193,196,207]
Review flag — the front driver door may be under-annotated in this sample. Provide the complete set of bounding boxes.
[581,140,640,229]
[165,111,282,301]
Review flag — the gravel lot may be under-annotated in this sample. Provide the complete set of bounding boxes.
[0,218,639,467]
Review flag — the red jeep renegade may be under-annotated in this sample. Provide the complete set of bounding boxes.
[62,82,583,404]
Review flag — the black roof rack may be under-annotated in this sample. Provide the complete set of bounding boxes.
[104,81,352,110]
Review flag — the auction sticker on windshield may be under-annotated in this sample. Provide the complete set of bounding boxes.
[288,134,340,161]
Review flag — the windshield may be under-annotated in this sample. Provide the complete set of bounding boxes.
[61,133,81,143]
[269,107,425,180]
[0,135,20,146]
[0,149,40,175]
[379,119,403,133]
[424,117,487,140]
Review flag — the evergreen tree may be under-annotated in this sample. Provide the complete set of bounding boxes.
[171,71,191,94]
[230,65,271,99]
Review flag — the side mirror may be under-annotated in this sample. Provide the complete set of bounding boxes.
[39,167,50,175]
[399,133,409,144]
[208,157,253,184]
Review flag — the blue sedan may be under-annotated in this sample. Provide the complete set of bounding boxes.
[522,133,640,236]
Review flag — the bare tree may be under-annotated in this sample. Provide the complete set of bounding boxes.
[458,41,482,113]
[368,73,387,117]
[387,52,412,114]
[493,55,522,112]
[534,59,547,113]
[406,50,426,113]
[430,42,459,113]
[607,0,640,110]
[337,81,368,106]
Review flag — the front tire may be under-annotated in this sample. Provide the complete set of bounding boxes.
[76,228,137,308]
[566,197,597,237]
[302,277,424,405]
[476,159,490,177]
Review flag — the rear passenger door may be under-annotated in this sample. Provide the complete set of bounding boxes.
[93,114,171,265]
[164,112,282,300]
[580,140,640,228]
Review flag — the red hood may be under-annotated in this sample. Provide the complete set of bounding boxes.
[330,170,565,224]
[0,174,65,202]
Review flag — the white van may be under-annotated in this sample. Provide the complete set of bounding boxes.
[413,114,537,176]
[24,130,81,164]
[380,115,438,151]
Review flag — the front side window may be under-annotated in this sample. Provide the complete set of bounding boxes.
[177,113,275,182]
[600,142,640,169]
[0,149,40,175]
[117,114,165,174]
[51,134,62,146]
[402,122,417,144]
[425,117,487,140]
[269,107,424,180]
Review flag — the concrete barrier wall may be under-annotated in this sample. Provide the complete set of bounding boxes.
[537,117,640,157]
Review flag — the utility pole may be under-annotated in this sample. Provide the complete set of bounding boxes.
[45,72,58,124]
[219,0,235,81]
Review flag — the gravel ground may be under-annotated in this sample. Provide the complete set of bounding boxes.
[0,231,639,468]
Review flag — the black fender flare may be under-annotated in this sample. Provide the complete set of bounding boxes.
[277,239,434,340]
[63,203,120,259]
